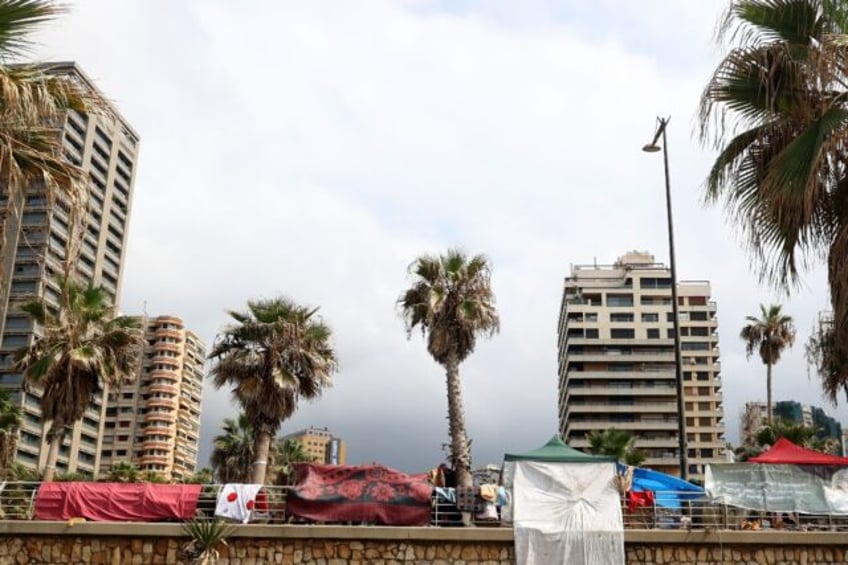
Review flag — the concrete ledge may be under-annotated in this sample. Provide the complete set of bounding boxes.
[0,521,514,541]
[624,529,848,545]
[0,522,846,547]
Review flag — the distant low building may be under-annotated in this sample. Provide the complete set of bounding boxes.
[740,400,843,453]
[283,426,346,465]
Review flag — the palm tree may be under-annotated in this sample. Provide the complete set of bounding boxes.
[210,414,254,484]
[741,304,796,424]
[755,420,817,449]
[399,249,500,490]
[587,428,647,467]
[699,0,848,399]
[13,276,143,481]
[0,2,99,279]
[105,461,139,483]
[0,388,21,477]
[270,438,315,486]
[209,298,338,485]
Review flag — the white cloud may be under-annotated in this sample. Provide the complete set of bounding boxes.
[31,0,846,472]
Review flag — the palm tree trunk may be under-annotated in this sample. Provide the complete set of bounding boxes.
[766,361,773,426]
[42,433,62,482]
[445,355,472,486]
[251,431,272,485]
[444,355,473,526]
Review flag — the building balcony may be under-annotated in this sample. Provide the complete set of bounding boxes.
[143,426,174,436]
[565,352,675,363]
[143,411,175,424]
[566,402,678,414]
[152,342,181,354]
[147,398,176,410]
[148,370,179,382]
[566,385,677,396]
[146,383,178,395]
[154,327,182,340]
[566,420,679,431]
[141,440,172,451]
[643,456,682,467]
[139,454,171,466]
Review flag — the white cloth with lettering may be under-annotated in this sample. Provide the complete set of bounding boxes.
[214,483,264,523]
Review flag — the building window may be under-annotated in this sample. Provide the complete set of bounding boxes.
[610,328,635,339]
[647,329,660,339]
[607,294,633,307]
[585,329,599,339]
[640,277,671,289]
[610,313,634,322]
[585,313,598,322]
[641,313,659,322]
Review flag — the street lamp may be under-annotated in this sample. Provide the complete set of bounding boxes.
[643,116,688,481]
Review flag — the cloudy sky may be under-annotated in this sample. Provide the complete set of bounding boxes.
[33,0,839,472]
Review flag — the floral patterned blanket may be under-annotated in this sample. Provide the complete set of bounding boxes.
[285,463,433,525]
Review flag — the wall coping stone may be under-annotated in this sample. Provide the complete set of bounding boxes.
[0,521,846,547]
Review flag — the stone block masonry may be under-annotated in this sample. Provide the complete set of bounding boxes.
[0,523,847,564]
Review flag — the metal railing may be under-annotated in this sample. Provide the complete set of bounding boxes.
[621,493,848,532]
[5,483,848,532]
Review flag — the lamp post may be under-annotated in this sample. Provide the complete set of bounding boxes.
[643,116,688,481]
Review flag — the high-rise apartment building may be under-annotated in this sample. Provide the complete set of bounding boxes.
[283,426,346,465]
[0,62,139,476]
[557,251,726,479]
[99,315,205,481]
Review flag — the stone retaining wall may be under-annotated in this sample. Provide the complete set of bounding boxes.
[1,523,848,564]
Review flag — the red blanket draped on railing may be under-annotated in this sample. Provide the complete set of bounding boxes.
[286,464,433,526]
[35,482,202,522]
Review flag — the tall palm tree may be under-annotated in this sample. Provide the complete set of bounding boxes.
[0,388,21,477]
[210,414,254,484]
[13,276,143,481]
[399,249,500,490]
[0,2,98,277]
[587,428,647,467]
[209,297,337,485]
[741,304,796,424]
[698,0,848,399]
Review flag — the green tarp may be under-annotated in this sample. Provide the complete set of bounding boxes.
[504,435,617,463]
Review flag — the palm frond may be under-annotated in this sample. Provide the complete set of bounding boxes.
[0,0,63,59]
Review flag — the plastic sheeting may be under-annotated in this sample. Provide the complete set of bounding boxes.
[35,482,201,522]
[706,463,848,514]
[511,461,624,565]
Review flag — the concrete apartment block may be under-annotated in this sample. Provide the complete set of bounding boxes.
[0,62,139,477]
[557,251,726,479]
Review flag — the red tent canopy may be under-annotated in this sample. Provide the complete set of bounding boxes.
[749,437,848,465]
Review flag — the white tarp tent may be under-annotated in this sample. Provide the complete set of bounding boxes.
[503,436,625,565]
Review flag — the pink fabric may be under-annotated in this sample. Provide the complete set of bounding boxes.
[35,482,202,522]
[749,438,848,465]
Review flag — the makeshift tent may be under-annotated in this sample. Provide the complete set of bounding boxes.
[503,435,624,565]
[625,465,705,509]
[749,438,848,465]
[707,439,848,514]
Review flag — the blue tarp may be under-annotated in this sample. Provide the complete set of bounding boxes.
[619,465,705,509]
